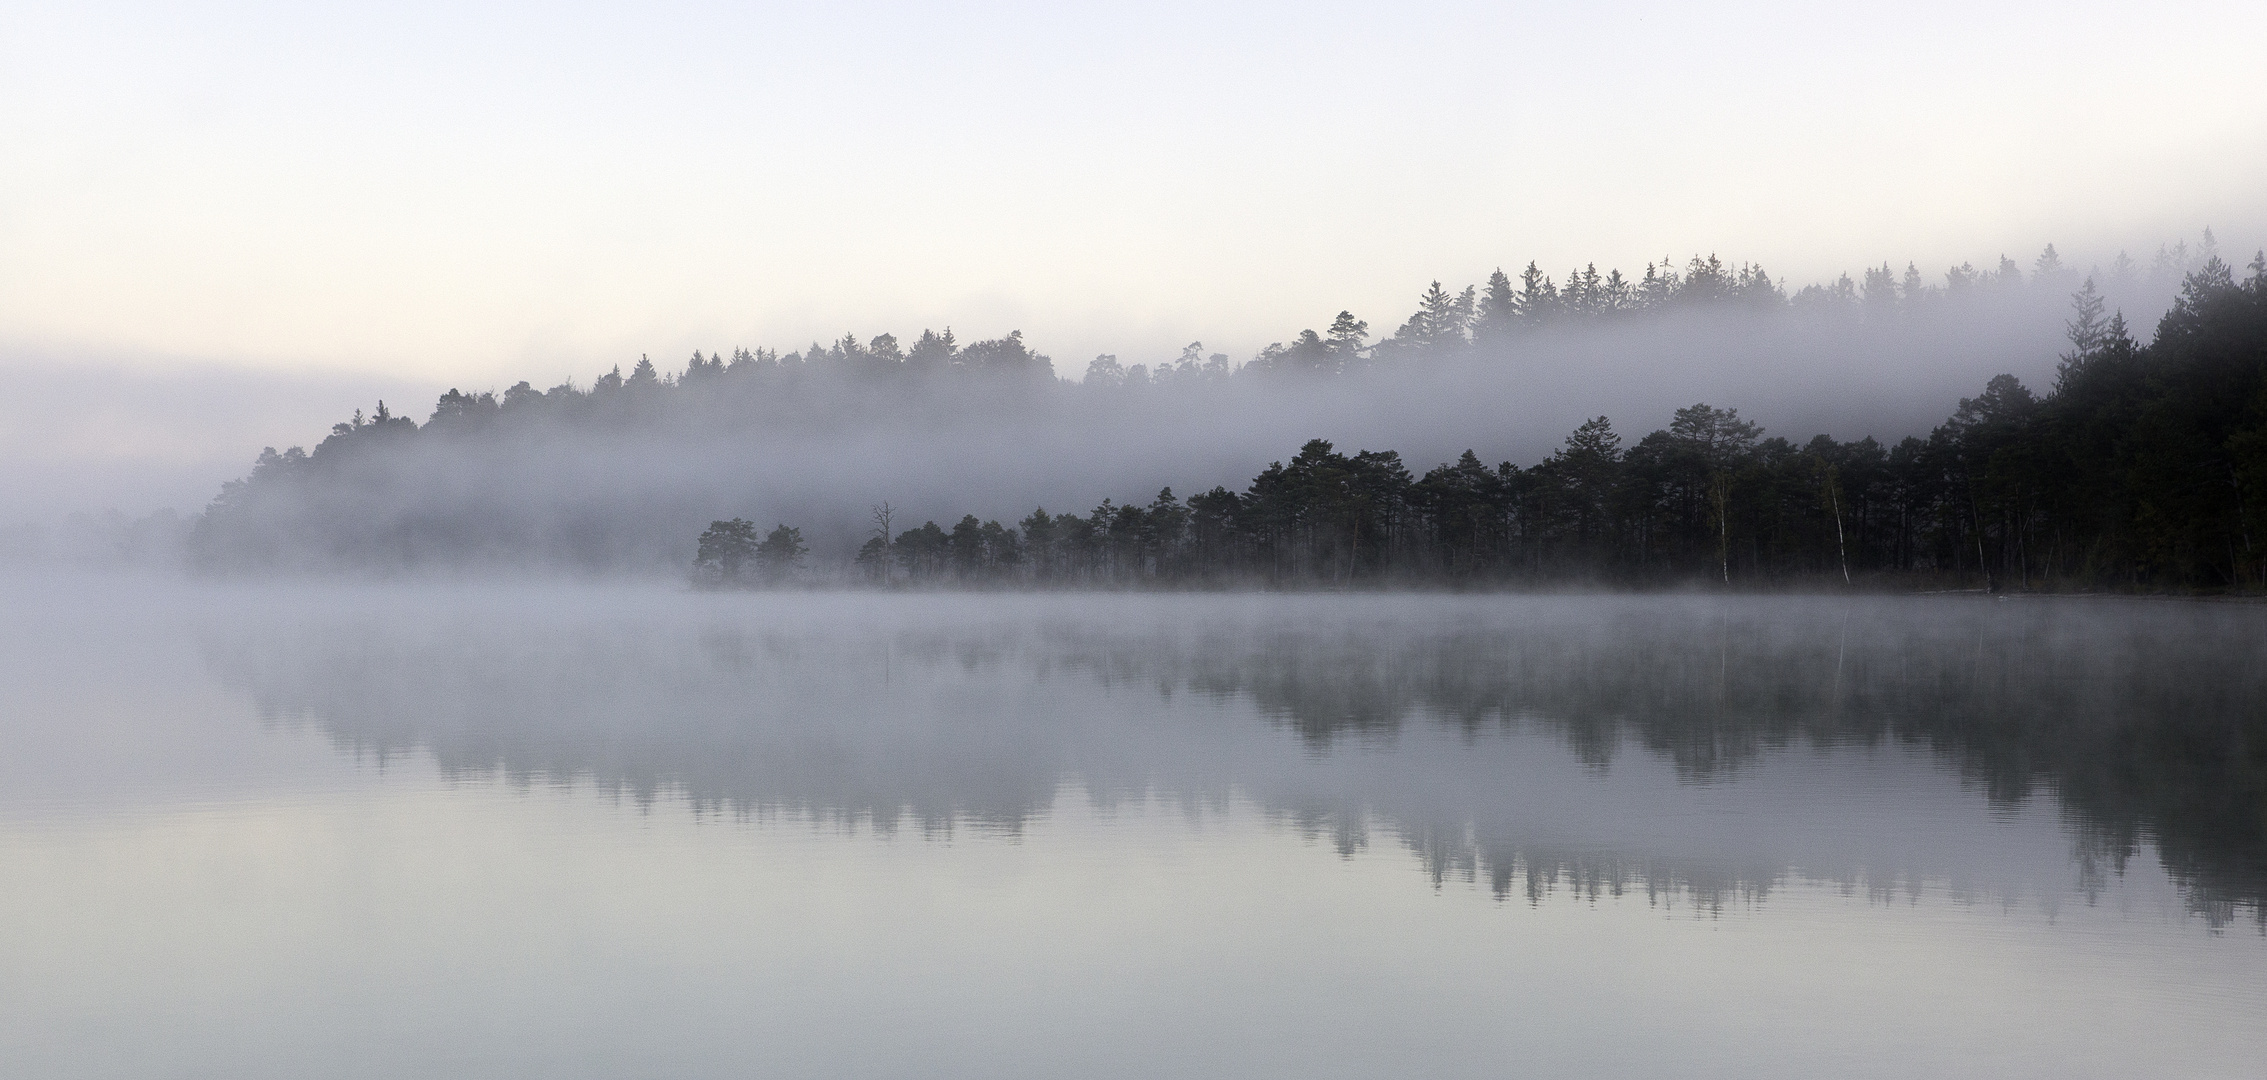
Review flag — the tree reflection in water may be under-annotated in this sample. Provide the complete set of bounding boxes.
[205,594,2267,927]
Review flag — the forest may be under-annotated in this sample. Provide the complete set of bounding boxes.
[191,238,2267,590]
[699,252,2267,591]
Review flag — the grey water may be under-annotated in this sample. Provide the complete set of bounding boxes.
[3,576,2263,1079]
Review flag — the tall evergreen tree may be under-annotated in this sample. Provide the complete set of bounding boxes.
[1326,310,1370,365]
[2056,277,2110,392]
[1474,268,1518,345]
[1516,262,1558,327]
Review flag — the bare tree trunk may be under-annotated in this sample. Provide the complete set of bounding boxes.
[1973,501,1991,592]
[1713,473,1731,584]
[1826,465,1851,585]
[869,503,896,586]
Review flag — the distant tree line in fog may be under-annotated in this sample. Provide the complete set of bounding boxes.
[694,252,2267,592]
[236,237,2206,421]
[191,234,2267,589]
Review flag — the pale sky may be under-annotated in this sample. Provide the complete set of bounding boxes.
[4,0,2265,385]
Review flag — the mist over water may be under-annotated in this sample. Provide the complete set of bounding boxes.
[4,576,2264,1078]
[9,566,2267,1080]
[9,0,2263,1070]
[186,585,2267,922]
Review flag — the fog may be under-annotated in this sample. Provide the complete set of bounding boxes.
[0,350,436,519]
[1,239,2238,573]
[12,4,2265,1069]
[26,581,2214,922]
[12,573,2267,1078]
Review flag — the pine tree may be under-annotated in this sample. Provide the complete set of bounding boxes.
[1326,310,1370,364]
[1601,268,1633,314]
[1516,262,1558,327]
[1563,264,1602,317]
[756,524,807,581]
[1737,263,1783,308]
[907,328,957,374]
[1996,255,2023,288]
[1679,255,1733,306]
[1084,354,1127,387]
[1900,263,1929,309]
[1637,260,1678,309]
[1474,269,1517,344]
[1386,282,1460,356]
[1451,285,1476,343]
[694,518,761,584]
[1862,264,1900,317]
[1668,404,1761,582]
[1417,280,1458,347]
[2056,277,2110,393]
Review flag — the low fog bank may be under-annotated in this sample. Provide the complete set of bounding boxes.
[194,288,2100,573]
[10,235,2243,576]
[132,583,2260,921]
[0,349,438,566]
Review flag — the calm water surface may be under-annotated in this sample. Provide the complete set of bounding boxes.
[3,576,2263,1079]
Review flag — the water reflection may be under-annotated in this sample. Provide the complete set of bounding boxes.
[203,594,2267,926]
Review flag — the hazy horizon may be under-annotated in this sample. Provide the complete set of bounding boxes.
[6,0,2263,379]
[9,1,2265,527]
[9,6,2265,1075]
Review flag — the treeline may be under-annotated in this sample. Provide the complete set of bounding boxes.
[233,238,2199,438]
[1234,244,2115,379]
[192,233,2239,575]
[700,253,2267,591]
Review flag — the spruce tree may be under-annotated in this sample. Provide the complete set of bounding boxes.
[1475,269,1517,344]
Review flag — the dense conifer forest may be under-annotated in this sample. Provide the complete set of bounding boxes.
[195,241,2267,591]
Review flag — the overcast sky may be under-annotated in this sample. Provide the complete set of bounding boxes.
[5,0,2264,389]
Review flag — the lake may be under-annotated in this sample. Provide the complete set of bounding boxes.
[2,576,2262,1078]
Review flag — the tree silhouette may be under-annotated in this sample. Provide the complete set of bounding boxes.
[693,518,760,584]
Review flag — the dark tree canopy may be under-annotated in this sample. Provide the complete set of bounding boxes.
[708,253,2267,592]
